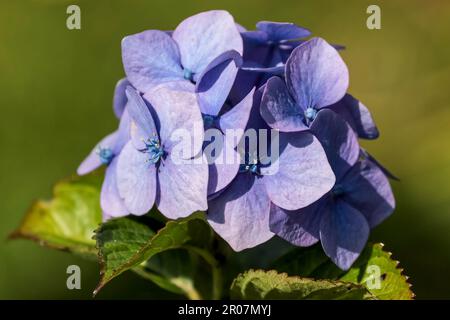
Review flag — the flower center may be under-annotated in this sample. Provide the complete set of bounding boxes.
[304,107,317,123]
[202,114,219,130]
[239,160,261,176]
[183,68,194,82]
[143,138,165,164]
[97,147,114,165]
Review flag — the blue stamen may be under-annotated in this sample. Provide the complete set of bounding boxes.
[97,147,114,165]
[239,161,261,176]
[143,138,165,164]
[183,68,194,82]
[304,107,317,122]
[202,114,218,129]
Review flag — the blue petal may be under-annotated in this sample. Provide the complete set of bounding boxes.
[260,76,308,132]
[286,37,349,110]
[113,78,130,119]
[320,200,369,270]
[207,173,274,251]
[156,154,209,219]
[116,141,157,215]
[263,132,335,210]
[341,159,395,228]
[256,21,311,42]
[310,109,360,180]
[101,158,129,218]
[330,94,379,140]
[172,10,243,74]
[125,86,159,150]
[269,199,328,247]
[122,30,184,93]
[195,50,242,116]
[360,148,399,180]
[143,86,204,159]
[219,88,255,147]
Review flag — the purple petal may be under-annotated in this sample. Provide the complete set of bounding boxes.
[207,173,274,251]
[256,21,311,42]
[77,131,118,175]
[125,87,159,150]
[125,87,158,137]
[122,30,183,93]
[143,86,204,158]
[117,141,157,215]
[360,148,399,180]
[220,88,255,147]
[320,200,369,270]
[114,109,132,153]
[195,50,242,116]
[206,132,241,195]
[240,64,285,75]
[156,154,208,219]
[172,10,243,74]
[263,132,335,210]
[269,198,328,247]
[260,76,308,132]
[101,158,129,217]
[330,94,379,140]
[310,109,360,180]
[341,159,395,228]
[241,30,269,44]
[286,37,349,109]
[113,78,130,119]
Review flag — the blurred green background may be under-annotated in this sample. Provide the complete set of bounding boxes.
[1,0,449,299]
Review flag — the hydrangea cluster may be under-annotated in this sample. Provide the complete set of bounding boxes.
[78,10,395,270]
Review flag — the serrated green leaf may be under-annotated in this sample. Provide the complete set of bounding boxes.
[272,243,414,300]
[230,270,373,300]
[94,213,212,296]
[10,171,103,259]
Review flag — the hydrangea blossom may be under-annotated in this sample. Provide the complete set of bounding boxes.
[122,10,243,116]
[260,37,378,138]
[116,86,208,218]
[269,110,395,269]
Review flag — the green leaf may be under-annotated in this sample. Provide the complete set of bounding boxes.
[10,171,103,259]
[94,213,212,296]
[138,249,202,299]
[272,243,414,300]
[230,270,373,300]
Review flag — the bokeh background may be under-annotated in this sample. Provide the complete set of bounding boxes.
[1,0,449,299]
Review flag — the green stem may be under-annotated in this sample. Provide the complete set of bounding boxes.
[183,245,223,300]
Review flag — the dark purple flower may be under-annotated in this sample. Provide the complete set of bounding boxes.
[228,21,310,105]
[269,110,395,270]
[207,93,335,251]
[116,86,208,218]
[260,37,379,140]
[260,37,349,132]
